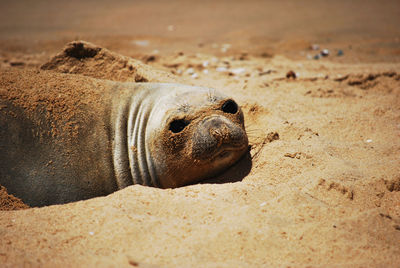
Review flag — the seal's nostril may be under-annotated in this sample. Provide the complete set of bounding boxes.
[221,100,238,114]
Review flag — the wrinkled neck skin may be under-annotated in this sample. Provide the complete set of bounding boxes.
[112,84,162,189]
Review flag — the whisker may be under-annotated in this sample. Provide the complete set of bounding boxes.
[207,88,217,102]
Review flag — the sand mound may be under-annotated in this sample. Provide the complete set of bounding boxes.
[41,40,177,83]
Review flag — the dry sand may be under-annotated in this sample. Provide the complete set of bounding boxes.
[1,0,400,267]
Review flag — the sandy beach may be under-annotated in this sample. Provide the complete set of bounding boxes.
[1,0,399,267]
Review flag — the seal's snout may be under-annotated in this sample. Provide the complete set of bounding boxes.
[192,116,248,160]
[207,117,241,144]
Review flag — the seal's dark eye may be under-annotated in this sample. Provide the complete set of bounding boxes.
[169,119,189,133]
[221,100,238,114]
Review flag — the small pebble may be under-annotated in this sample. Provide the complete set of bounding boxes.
[286,70,297,79]
[202,61,209,67]
[321,49,330,57]
[132,40,149,47]
[311,44,320,50]
[186,68,195,74]
[365,139,372,143]
[259,70,274,76]
[260,52,272,58]
[89,231,94,235]
[9,61,25,66]
[230,68,246,75]
[191,73,198,79]
[221,44,231,53]
[143,55,156,63]
[216,66,228,72]
[211,57,219,63]
[202,69,209,74]
[260,202,267,207]
[337,49,344,56]
[313,54,321,60]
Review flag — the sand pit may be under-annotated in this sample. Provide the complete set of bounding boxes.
[1,0,400,266]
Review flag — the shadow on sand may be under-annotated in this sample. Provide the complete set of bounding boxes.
[197,147,252,185]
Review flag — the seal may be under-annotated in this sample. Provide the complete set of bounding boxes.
[0,69,248,206]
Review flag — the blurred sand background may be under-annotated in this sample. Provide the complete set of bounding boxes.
[0,0,400,267]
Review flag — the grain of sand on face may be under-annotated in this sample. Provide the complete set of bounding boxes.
[1,0,400,267]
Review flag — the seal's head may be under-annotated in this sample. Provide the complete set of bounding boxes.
[147,84,248,188]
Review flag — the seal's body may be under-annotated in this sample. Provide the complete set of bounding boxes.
[0,70,248,206]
